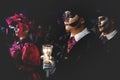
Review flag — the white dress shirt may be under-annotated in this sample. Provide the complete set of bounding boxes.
[100,30,117,40]
[70,28,90,42]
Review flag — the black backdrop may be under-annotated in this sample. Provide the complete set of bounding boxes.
[0,0,119,26]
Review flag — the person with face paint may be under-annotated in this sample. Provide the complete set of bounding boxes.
[55,9,102,80]
[6,13,42,80]
[98,15,118,43]
[96,10,120,80]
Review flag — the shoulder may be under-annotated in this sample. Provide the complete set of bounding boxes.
[82,30,98,41]
[24,42,38,48]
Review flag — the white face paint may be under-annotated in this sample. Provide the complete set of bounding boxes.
[65,11,71,17]
[98,16,112,32]
[98,16,109,27]
[8,25,15,29]
[9,24,19,36]
[13,25,19,36]
[64,15,80,32]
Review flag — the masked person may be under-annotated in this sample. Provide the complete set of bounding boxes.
[54,8,102,80]
[6,13,41,80]
[96,10,120,80]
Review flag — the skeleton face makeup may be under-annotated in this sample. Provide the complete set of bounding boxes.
[98,16,109,27]
[8,25,15,29]
[64,15,80,26]
[13,25,19,36]
[8,23,19,36]
[6,13,32,38]
[97,16,110,32]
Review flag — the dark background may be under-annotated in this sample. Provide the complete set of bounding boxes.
[0,0,119,44]
[0,0,119,26]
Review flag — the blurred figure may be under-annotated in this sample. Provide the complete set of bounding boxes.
[55,8,102,80]
[96,10,120,80]
[6,13,42,80]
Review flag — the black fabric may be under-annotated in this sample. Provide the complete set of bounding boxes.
[56,31,102,80]
[0,31,19,80]
[96,30,120,80]
[100,35,108,44]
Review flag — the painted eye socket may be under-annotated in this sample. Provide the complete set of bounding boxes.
[11,22,18,26]
[8,21,18,29]
[64,18,80,27]
[100,17,106,21]
[98,16,106,21]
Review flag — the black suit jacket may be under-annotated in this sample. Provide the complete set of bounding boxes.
[96,30,120,80]
[56,31,101,80]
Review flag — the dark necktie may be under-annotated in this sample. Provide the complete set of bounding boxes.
[67,37,76,53]
[100,35,108,44]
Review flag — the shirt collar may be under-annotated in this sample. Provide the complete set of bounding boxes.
[101,30,117,40]
[70,28,90,42]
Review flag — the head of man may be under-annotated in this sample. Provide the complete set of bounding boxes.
[97,15,116,34]
[96,9,118,34]
[62,10,86,33]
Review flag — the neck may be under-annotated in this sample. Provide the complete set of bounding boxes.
[19,36,26,41]
[71,25,85,36]
[103,27,115,35]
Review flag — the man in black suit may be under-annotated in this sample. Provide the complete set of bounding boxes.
[96,10,120,80]
[55,9,102,80]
